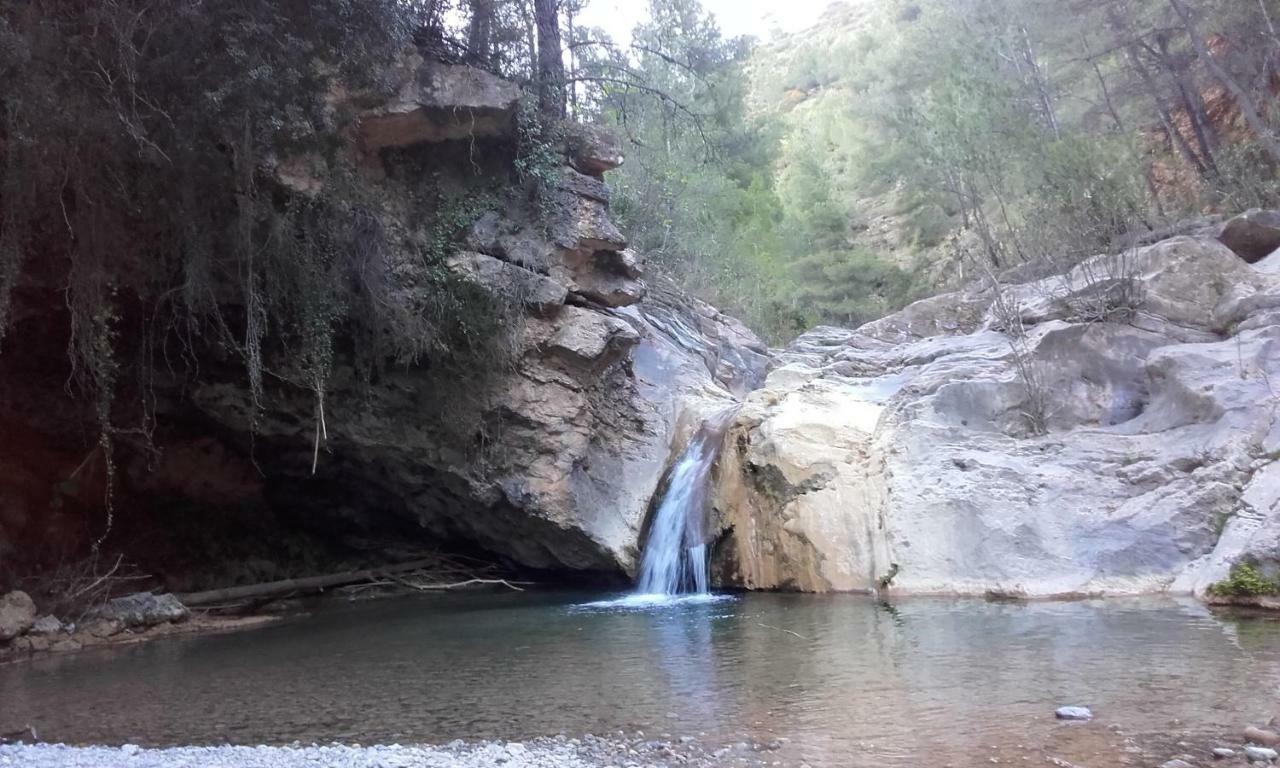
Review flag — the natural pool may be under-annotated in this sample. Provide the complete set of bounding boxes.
[3,592,1279,767]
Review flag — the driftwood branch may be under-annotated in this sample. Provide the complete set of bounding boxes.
[178,558,459,607]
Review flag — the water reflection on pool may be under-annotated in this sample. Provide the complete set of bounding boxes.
[3,592,1279,767]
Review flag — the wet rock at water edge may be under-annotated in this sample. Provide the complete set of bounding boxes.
[87,592,187,628]
[1246,745,1279,762]
[1054,706,1092,721]
[1246,727,1280,746]
[80,617,123,639]
[8,634,51,653]
[0,591,36,641]
[27,615,62,635]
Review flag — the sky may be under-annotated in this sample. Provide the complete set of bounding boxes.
[575,0,837,46]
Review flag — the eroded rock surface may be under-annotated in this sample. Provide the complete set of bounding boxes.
[712,229,1280,596]
[354,57,522,153]
[192,62,765,578]
[0,60,766,586]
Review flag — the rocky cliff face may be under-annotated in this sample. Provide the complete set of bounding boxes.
[0,59,767,586]
[711,214,1280,596]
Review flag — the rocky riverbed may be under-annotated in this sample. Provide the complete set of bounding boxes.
[5,728,1277,768]
[0,736,770,768]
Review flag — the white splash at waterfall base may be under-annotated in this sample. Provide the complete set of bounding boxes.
[577,407,738,610]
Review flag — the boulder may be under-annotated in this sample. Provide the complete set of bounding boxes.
[999,237,1259,339]
[0,591,36,641]
[28,615,62,635]
[447,252,567,316]
[550,191,627,254]
[570,268,647,308]
[80,617,123,639]
[564,123,625,176]
[1220,209,1280,263]
[547,306,640,370]
[557,167,611,204]
[88,593,188,628]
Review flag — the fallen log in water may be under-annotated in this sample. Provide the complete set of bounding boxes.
[177,558,523,607]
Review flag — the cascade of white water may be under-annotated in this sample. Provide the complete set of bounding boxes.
[635,408,736,595]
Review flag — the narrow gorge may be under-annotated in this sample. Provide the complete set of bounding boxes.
[7,2,1280,767]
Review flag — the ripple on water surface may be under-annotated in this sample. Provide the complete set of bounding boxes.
[3,592,1280,768]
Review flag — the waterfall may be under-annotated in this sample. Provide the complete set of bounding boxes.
[635,408,737,596]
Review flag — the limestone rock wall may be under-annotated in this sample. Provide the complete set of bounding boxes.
[0,59,768,585]
[712,219,1280,597]
[200,62,770,577]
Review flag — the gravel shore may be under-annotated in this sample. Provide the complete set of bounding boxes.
[0,736,735,768]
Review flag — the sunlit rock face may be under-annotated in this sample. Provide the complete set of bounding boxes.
[712,232,1280,596]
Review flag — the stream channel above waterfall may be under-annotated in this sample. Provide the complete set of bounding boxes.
[4,592,1280,767]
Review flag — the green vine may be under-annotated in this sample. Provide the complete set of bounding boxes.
[514,94,563,201]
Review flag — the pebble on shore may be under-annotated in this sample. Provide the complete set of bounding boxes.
[1054,706,1093,721]
[1245,745,1279,763]
[0,737,733,768]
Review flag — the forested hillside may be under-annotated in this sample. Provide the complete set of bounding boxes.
[572,0,1280,340]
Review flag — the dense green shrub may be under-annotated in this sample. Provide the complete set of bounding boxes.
[1207,562,1280,598]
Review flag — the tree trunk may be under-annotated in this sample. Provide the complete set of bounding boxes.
[1149,34,1220,170]
[1082,34,1125,132]
[1020,25,1061,139]
[1123,40,1213,177]
[467,0,494,66]
[534,0,566,120]
[1169,0,1280,164]
[178,558,454,607]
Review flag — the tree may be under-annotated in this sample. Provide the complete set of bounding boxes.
[467,0,495,65]
[1168,0,1280,164]
[534,0,566,118]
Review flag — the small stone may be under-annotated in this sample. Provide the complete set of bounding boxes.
[28,615,63,635]
[1055,706,1093,721]
[49,636,82,653]
[1246,745,1279,763]
[81,618,124,639]
[1247,727,1280,746]
[1215,748,1237,759]
[1161,760,1193,768]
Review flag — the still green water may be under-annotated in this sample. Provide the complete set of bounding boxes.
[3,592,1280,766]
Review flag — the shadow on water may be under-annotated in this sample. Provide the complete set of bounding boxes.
[4,592,1280,766]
